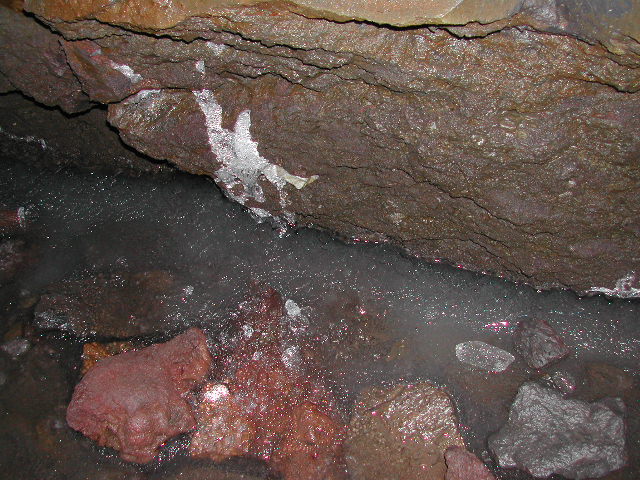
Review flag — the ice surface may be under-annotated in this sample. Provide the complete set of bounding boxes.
[0,157,639,479]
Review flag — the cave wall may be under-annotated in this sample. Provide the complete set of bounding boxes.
[1,0,639,296]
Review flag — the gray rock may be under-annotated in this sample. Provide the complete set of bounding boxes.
[0,338,31,358]
[514,318,570,369]
[455,341,514,373]
[488,382,627,479]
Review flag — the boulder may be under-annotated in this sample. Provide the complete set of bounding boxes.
[513,318,570,369]
[66,328,212,463]
[345,382,464,480]
[488,382,627,479]
[455,341,514,373]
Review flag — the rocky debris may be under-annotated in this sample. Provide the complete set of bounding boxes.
[0,338,31,358]
[80,341,135,375]
[0,2,638,295]
[0,238,28,285]
[345,382,464,480]
[34,270,178,338]
[455,341,515,373]
[66,328,212,463]
[488,382,627,479]
[190,285,347,480]
[541,369,577,395]
[0,207,26,234]
[514,318,570,369]
[0,341,143,479]
[445,446,496,480]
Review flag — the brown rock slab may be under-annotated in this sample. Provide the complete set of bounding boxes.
[189,285,347,480]
[0,7,91,113]
[345,382,464,480]
[66,327,212,463]
[445,446,496,480]
[3,1,640,295]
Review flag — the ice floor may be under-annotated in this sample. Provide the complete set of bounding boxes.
[0,156,638,479]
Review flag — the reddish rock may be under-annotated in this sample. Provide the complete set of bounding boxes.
[189,286,347,480]
[445,446,496,480]
[66,328,212,463]
[0,207,25,234]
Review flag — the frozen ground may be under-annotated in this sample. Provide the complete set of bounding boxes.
[0,156,638,479]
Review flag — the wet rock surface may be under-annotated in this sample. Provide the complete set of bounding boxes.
[489,382,627,479]
[66,328,212,463]
[445,446,496,480]
[455,341,515,373]
[514,318,570,369]
[0,1,638,295]
[190,286,347,480]
[345,382,464,480]
[34,270,181,338]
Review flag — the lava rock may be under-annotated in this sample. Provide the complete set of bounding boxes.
[34,270,178,338]
[445,446,496,480]
[66,328,212,463]
[455,341,514,373]
[189,285,347,480]
[514,318,570,369]
[488,382,627,479]
[345,383,465,480]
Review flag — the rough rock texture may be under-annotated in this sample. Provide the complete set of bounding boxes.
[445,446,496,480]
[514,318,570,369]
[189,285,347,480]
[34,270,178,338]
[488,382,627,479]
[0,238,28,285]
[345,382,465,480]
[1,1,640,295]
[66,328,212,463]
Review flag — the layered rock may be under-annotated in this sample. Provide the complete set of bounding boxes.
[1,1,639,295]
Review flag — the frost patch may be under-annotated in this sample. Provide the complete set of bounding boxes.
[0,127,48,150]
[195,60,205,74]
[194,89,318,221]
[110,62,142,83]
[589,272,640,298]
[206,42,228,55]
